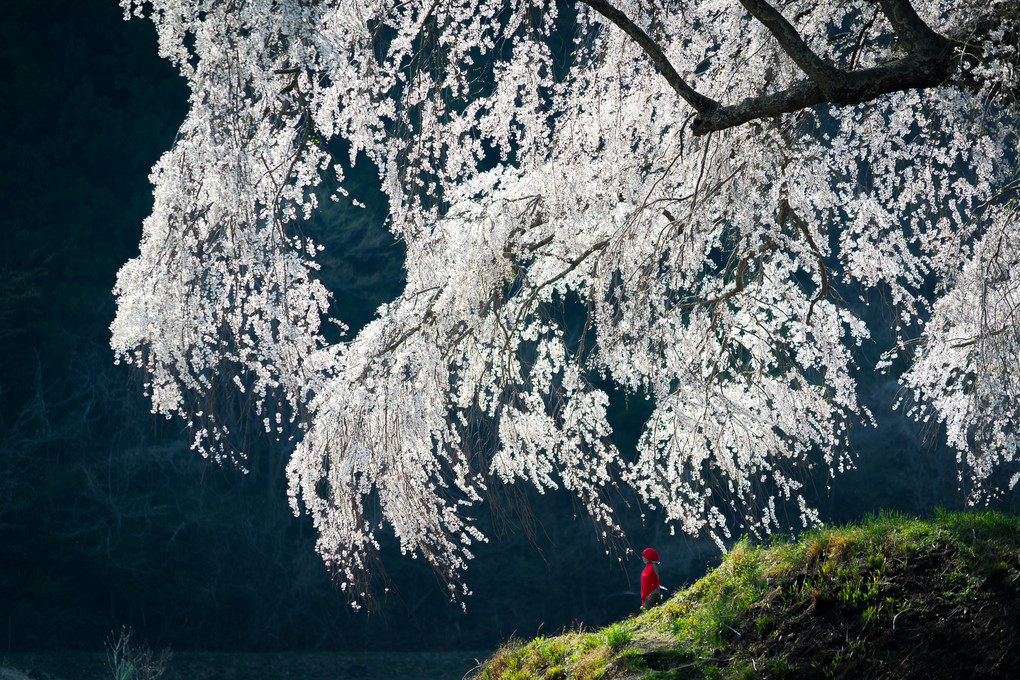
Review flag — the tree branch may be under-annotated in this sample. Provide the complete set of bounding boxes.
[577,0,958,135]
[692,0,957,135]
[693,80,826,135]
[876,0,949,50]
[576,0,719,114]
[738,0,841,87]
[515,239,610,324]
[684,239,778,308]
[780,199,830,324]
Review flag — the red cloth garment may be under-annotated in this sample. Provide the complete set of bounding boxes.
[640,563,660,605]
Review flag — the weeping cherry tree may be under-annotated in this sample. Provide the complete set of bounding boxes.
[111,0,1020,603]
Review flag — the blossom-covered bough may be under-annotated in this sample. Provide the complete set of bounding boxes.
[112,0,1019,603]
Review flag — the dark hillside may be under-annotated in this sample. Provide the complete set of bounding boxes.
[473,511,1020,680]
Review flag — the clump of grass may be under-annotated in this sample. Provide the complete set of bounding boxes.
[767,655,792,676]
[544,664,566,680]
[754,612,780,637]
[601,623,632,651]
[474,637,525,680]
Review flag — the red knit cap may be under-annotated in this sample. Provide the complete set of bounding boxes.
[641,547,659,561]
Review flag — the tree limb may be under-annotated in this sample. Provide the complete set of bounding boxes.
[684,239,778,309]
[581,0,959,136]
[876,0,948,49]
[780,199,830,324]
[738,0,841,87]
[576,0,719,114]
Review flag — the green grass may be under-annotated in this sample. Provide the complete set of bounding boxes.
[470,510,1020,680]
[601,624,632,651]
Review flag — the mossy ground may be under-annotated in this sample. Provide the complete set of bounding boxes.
[471,510,1020,680]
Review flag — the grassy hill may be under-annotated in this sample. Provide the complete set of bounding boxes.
[470,511,1020,680]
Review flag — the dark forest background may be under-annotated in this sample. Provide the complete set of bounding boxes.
[0,0,1011,656]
